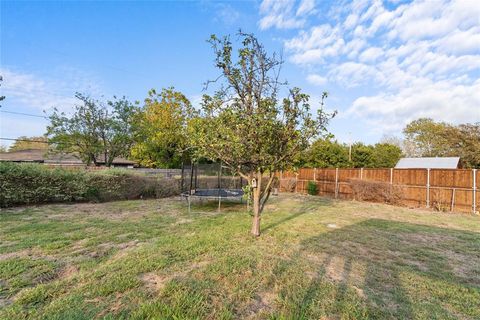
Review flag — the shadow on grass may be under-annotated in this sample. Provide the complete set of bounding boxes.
[281,219,480,319]
[185,198,246,214]
[262,197,333,232]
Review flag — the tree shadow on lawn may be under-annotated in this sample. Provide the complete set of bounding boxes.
[280,219,480,319]
[262,197,333,232]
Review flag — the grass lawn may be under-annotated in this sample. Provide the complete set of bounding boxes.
[1,194,479,319]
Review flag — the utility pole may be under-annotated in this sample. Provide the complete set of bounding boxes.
[348,132,352,162]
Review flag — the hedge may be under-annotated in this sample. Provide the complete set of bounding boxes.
[0,162,180,207]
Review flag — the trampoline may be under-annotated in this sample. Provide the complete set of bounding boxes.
[180,162,246,212]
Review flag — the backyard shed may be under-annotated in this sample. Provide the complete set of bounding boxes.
[395,157,460,169]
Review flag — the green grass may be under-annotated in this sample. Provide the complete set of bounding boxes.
[1,194,479,319]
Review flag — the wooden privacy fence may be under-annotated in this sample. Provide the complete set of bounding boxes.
[277,168,478,214]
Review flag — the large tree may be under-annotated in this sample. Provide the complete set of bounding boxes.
[47,93,136,166]
[445,123,480,168]
[403,118,452,157]
[403,118,480,168]
[189,32,334,236]
[131,88,193,168]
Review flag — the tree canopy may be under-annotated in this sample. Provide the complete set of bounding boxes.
[8,136,49,152]
[130,88,193,168]
[403,118,480,168]
[47,93,136,166]
[189,32,334,236]
[299,138,402,168]
[299,138,350,168]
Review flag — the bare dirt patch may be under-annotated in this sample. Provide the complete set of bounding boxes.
[59,264,79,279]
[87,240,142,259]
[243,290,276,319]
[141,273,169,293]
[325,255,346,282]
[139,259,211,294]
[172,218,193,225]
[0,250,30,261]
[399,232,455,245]
[0,249,58,262]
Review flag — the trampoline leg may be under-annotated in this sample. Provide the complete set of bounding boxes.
[188,196,191,214]
[218,196,221,212]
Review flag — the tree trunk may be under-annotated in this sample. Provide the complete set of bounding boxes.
[251,172,262,237]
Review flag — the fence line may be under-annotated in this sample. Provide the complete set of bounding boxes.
[278,168,479,214]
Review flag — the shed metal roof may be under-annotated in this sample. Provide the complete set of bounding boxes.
[395,157,460,169]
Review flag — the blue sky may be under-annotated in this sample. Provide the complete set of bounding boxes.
[1,0,479,148]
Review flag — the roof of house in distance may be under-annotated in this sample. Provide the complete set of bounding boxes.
[395,157,460,169]
[0,149,136,165]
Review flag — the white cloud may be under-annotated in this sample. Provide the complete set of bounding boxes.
[348,79,480,133]
[296,0,316,16]
[258,0,317,30]
[358,47,383,62]
[214,3,241,26]
[0,68,104,146]
[0,67,103,113]
[306,74,327,85]
[272,0,480,132]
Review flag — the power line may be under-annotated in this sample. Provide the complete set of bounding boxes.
[0,137,77,149]
[0,137,50,144]
[15,39,151,79]
[0,110,48,119]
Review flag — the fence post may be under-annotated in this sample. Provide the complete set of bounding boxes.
[426,168,430,208]
[295,172,298,193]
[313,168,317,181]
[335,168,339,199]
[451,188,456,212]
[360,168,364,180]
[390,168,393,185]
[473,169,477,214]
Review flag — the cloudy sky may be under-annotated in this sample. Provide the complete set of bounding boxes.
[1,0,479,148]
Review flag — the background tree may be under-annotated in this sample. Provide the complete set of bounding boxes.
[299,138,350,168]
[403,118,451,157]
[370,143,402,168]
[47,93,136,166]
[350,142,375,168]
[444,123,480,168]
[131,88,193,168]
[300,138,402,168]
[402,118,479,168]
[0,145,7,153]
[8,136,49,152]
[189,32,334,236]
[380,134,416,157]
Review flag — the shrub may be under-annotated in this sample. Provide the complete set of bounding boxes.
[284,178,297,192]
[307,181,318,195]
[154,178,180,198]
[0,162,89,207]
[349,179,402,204]
[0,162,180,207]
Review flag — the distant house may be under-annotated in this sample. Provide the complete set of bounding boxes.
[395,157,461,169]
[0,149,136,168]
